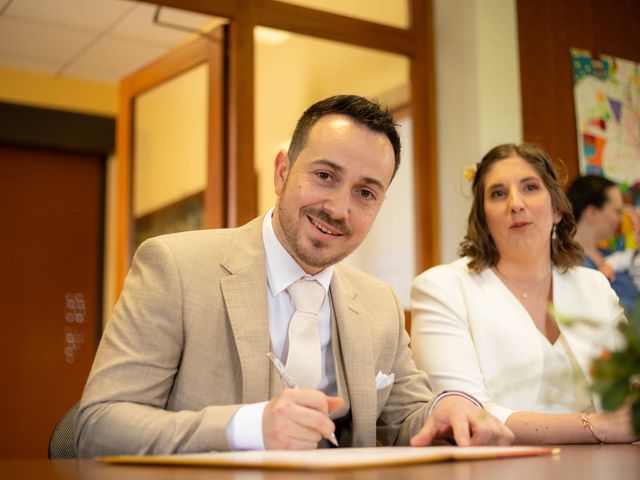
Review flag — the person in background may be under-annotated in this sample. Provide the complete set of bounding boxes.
[76,95,513,457]
[411,143,638,444]
[567,175,639,316]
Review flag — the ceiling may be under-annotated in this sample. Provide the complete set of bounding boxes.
[0,0,220,84]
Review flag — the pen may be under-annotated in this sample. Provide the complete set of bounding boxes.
[267,352,340,447]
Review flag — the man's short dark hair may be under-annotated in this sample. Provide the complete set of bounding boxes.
[566,175,617,222]
[287,95,401,179]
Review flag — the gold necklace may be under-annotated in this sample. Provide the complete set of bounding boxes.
[494,267,552,299]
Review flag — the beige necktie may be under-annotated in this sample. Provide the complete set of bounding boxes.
[285,279,325,389]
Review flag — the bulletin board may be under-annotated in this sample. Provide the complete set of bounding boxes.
[571,49,640,248]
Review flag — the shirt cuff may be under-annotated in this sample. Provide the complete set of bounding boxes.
[225,401,268,450]
[427,390,484,417]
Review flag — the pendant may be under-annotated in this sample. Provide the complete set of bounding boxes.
[521,291,528,299]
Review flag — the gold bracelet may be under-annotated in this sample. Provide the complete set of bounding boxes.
[581,411,604,444]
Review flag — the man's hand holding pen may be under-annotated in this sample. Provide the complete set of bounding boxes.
[263,389,344,450]
[264,352,343,449]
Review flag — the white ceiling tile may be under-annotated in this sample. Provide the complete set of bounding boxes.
[111,3,192,47]
[63,36,166,82]
[5,0,136,32]
[0,0,220,83]
[0,17,94,62]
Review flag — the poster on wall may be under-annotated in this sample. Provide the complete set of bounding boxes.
[571,48,640,248]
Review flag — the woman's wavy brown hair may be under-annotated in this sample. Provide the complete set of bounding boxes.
[459,143,583,273]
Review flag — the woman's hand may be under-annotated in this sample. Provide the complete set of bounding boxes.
[592,405,639,443]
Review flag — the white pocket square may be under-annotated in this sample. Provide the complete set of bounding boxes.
[375,371,394,390]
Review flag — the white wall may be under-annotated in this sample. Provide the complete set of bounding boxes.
[133,63,209,217]
[434,0,523,263]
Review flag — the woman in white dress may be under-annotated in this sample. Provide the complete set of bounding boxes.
[411,143,638,444]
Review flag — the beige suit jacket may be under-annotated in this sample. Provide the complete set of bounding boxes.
[77,216,433,457]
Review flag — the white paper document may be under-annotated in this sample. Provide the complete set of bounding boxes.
[100,445,559,470]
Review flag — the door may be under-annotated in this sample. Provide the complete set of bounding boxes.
[0,144,102,458]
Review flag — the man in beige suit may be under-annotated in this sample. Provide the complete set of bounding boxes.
[77,95,513,456]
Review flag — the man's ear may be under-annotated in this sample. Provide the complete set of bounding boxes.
[274,149,290,197]
[582,205,598,223]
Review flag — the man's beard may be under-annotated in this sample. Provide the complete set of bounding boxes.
[276,202,353,270]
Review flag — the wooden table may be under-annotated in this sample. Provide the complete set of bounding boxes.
[4,445,639,480]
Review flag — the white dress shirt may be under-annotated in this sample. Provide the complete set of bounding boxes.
[226,209,336,449]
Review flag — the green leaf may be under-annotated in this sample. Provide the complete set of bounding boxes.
[633,400,640,435]
[632,298,640,336]
[601,381,630,411]
[591,378,616,395]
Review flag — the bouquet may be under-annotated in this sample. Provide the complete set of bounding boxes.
[590,301,640,434]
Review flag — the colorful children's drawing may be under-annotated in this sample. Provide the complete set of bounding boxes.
[571,49,640,188]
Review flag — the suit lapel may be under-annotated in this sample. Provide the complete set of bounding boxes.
[330,267,376,446]
[330,307,350,419]
[220,217,271,404]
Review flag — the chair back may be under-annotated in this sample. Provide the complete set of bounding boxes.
[48,402,79,459]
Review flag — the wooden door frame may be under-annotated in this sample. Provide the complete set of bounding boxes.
[116,30,225,290]
[123,0,438,285]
